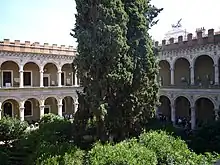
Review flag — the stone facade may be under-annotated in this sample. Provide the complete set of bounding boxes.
[0,39,81,123]
[157,28,220,129]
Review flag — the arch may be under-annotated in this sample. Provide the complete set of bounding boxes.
[175,96,191,120]
[194,55,214,86]
[24,98,40,122]
[3,101,13,117]
[1,97,20,103]
[61,63,72,86]
[43,62,58,70]
[174,58,190,86]
[43,63,58,86]
[45,97,58,115]
[159,60,171,86]
[158,95,171,120]
[195,97,215,125]
[1,61,20,87]
[0,60,19,68]
[23,62,40,87]
[24,100,33,117]
[2,99,19,118]
[63,96,75,114]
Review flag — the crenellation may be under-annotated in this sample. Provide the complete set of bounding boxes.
[178,36,183,42]
[0,39,76,56]
[157,29,220,51]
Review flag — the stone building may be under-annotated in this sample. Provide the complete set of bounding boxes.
[157,28,220,129]
[0,39,81,123]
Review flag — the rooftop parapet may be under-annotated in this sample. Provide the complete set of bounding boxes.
[0,39,77,56]
[154,28,220,50]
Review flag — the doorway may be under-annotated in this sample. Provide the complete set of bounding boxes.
[43,74,50,87]
[23,71,32,86]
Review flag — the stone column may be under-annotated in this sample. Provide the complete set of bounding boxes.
[58,68,62,87]
[58,98,63,117]
[0,102,2,120]
[191,106,196,130]
[74,98,79,113]
[39,100,45,118]
[40,66,44,87]
[214,64,219,85]
[170,67,174,85]
[190,65,194,85]
[19,101,25,121]
[74,71,78,86]
[171,101,176,125]
[19,65,24,88]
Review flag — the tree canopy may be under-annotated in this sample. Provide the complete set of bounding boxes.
[71,0,162,141]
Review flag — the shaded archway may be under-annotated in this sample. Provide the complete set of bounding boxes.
[174,58,190,86]
[194,55,214,86]
[159,60,170,86]
[158,95,171,120]
[1,61,19,87]
[61,63,73,86]
[195,98,214,125]
[43,63,58,86]
[2,99,19,118]
[62,96,75,115]
[24,98,40,123]
[45,97,58,115]
[175,96,190,120]
[23,62,40,87]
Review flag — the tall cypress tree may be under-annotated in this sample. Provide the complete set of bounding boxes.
[72,0,131,140]
[71,0,162,142]
[122,0,160,133]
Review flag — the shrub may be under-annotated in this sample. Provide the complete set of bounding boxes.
[19,114,73,164]
[87,139,157,165]
[35,144,84,165]
[0,116,28,145]
[189,120,220,153]
[39,113,64,124]
[139,131,219,165]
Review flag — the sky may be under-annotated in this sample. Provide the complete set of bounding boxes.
[0,0,220,48]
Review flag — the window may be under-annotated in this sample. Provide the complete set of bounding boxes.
[24,101,32,116]
[24,71,32,86]
[2,71,12,87]
[44,105,50,114]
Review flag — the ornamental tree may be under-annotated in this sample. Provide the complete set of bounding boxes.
[71,0,162,141]
[72,0,131,140]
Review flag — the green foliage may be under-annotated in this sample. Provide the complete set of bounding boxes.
[39,113,64,124]
[35,143,84,165]
[88,139,157,165]
[72,0,162,142]
[17,114,73,164]
[190,120,220,153]
[139,131,219,164]
[38,114,72,143]
[0,116,28,145]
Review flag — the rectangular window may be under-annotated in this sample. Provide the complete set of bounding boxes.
[24,71,32,86]
[2,71,12,87]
